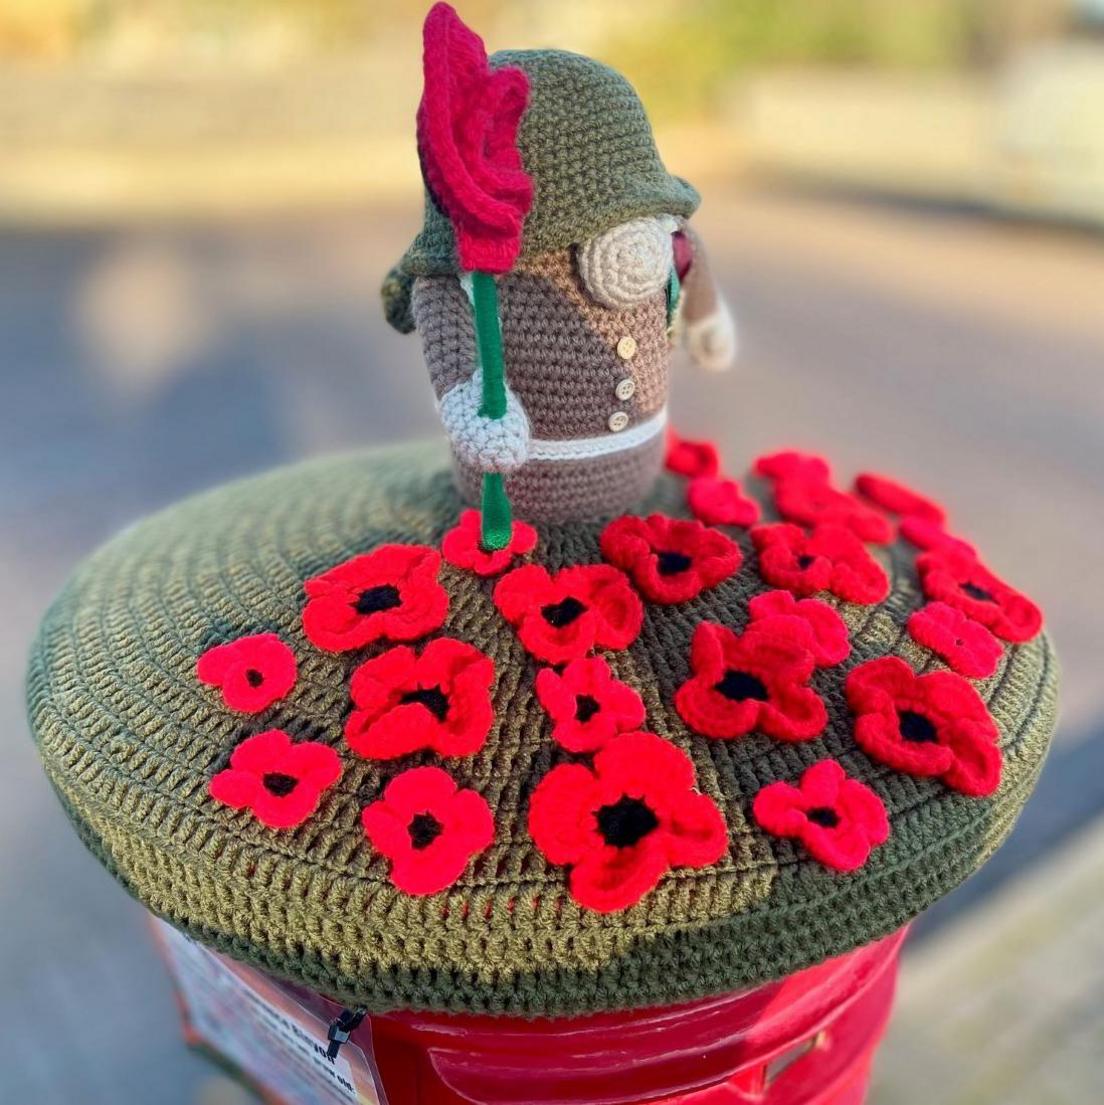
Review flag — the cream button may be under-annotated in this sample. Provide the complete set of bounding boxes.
[616,335,637,360]
[615,377,636,401]
[608,410,630,433]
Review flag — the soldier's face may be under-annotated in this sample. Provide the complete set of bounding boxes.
[576,215,678,310]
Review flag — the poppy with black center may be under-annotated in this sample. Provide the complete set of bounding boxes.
[596,795,659,848]
[806,806,840,828]
[574,694,601,723]
[356,585,402,615]
[262,772,299,797]
[715,670,770,702]
[898,709,938,743]
[408,811,444,850]
[400,686,450,722]
[656,550,693,576]
[542,596,587,627]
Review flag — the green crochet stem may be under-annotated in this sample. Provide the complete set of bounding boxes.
[471,271,512,551]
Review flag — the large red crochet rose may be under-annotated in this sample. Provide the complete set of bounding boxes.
[845,656,1002,796]
[417,3,533,273]
[528,732,727,913]
[535,657,646,753]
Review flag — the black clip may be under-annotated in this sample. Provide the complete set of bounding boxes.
[326,1006,367,1060]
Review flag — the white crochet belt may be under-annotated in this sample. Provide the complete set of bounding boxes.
[529,406,668,462]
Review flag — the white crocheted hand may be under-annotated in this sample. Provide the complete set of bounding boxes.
[438,369,531,473]
[685,297,738,373]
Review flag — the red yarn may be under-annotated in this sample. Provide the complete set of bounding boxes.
[854,472,946,524]
[346,637,495,759]
[362,766,494,896]
[528,731,727,913]
[417,3,533,273]
[773,477,893,544]
[671,229,694,280]
[665,432,721,479]
[600,513,742,604]
[687,476,760,527]
[197,633,297,713]
[753,759,889,872]
[899,515,977,557]
[751,523,889,605]
[493,563,643,664]
[747,589,851,667]
[907,602,1003,679]
[535,657,646,753]
[845,656,1002,797]
[208,729,341,830]
[441,508,537,576]
[917,545,1042,643]
[753,450,831,483]
[674,620,827,741]
[302,545,449,652]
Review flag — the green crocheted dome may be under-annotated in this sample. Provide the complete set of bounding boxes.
[26,441,1058,1015]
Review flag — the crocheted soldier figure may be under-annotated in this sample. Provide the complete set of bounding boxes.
[383,6,736,526]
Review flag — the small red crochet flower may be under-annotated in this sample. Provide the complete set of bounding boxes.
[752,760,889,872]
[687,476,760,527]
[665,432,720,479]
[441,509,537,577]
[845,656,1002,796]
[196,633,297,713]
[362,766,494,895]
[346,637,495,760]
[209,729,341,830]
[773,478,894,544]
[535,657,646,753]
[916,546,1042,644]
[302,545,448,653]
[528,731,727,913]
[899,515,977,557]
[854,472,946,524]
[747,590,851,667]
[600,514,742,604]
[753,450,831,484]
[493,563,643,664]
[908,602,1003,679]
[751,523,889,605]
[674,621,827,741]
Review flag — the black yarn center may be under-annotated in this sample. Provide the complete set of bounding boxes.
[797,555,816,570]
[575,695,601,723]
[656,550,693,576]
[806,806,840,828]
[262,772,299,797]
[408,812,444,850]
[898,709,939,743]
[401,687,450,722]
[542,596,587,628]
[355,584,402,615]
[596,796,659,848]
[715,670,769,702]
[960,581,994,603]
[244,668,265,687]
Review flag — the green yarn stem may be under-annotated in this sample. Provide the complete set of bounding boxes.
[470,270,512,551]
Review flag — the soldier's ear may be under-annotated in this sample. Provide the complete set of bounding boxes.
[576,216,677,309]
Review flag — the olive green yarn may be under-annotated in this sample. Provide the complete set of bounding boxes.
[27,442,1059,1016]
[383,49,700,333]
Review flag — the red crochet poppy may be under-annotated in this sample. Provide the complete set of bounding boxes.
[747,589,851,667]
[752,760,889,872]
[362,766,494,895]
[899,515,977,557]
[196,633,297,713]
[302,545,449,653]
[753,450,831,484]
[665,432,720,479]
[493,563,643,664]
[417,3,533,273]
[908,602,1003,679]
[773,477,893,544]
[209,729,341,830]
[687,476,760,527]
[917,545,1042,643]
[674,621,827,741]
[346,637,495,760]
[854,472,946,524]
[600,514,742,605]
[528,731,727,913]
[751,523,889,605]
[535,657,646,753]
[441,509,538,577]
[845,656,1002,796]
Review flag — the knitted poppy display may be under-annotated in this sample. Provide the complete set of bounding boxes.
[209,729,342,830]
[675,620,827,741]
[196,633,297,713]
[665,433,721,480]
[854,472,946,524]
[302,544,448,652]
[362,766,495,895]
[535,657,646,753]
[917,545,1042,644]
[687,476,760,528]
[346,637,495,760]
[751,523,890,605]
[441,509,538,576]
[908,602,1003,679]
[753,760,889,872]
[845,656,1002,797]
[600,514,742,604]
[747,590,851,667]
[493,563,643,663]
[528,731,728,913]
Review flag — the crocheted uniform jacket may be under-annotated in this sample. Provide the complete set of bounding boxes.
[26,441,1059,1016]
